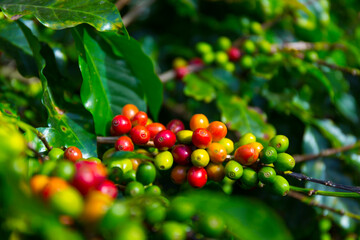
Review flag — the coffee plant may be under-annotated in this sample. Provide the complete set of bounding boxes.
[1,0,360,239]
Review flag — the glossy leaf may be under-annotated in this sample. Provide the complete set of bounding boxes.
[105,151,153,163]
[301,125,360,230]
[0,0,124,32]
[185,191,293,240]
[183,73,216,103]
[16,21,96,157]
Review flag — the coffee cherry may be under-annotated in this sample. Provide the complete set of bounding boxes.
[161,221,187,240]
[224,160,243,180]
[218,138,234,154]
[53,161,76,181]
[196,42,212,54]
[72,161,107,195]
[240,168,258,189]
[81,191,113,224]
[271,176,290,196]
[192,128,212,149]
[30,175,49,195]
[109,159,133,174]
[207,143,227,164]
[305,51,319,62]
[154,151,173,170]
[167,197,196,222]
[187,166,207,188]
[217,36,232,51]
[188,57,204,67]
[121,104,139,121]
[206,162,225,182]
[224,62,236,72]
[215,51,229,65]
[250,21,263,35]
[274,153,295,171]
[166,119,185,134]
[40,160,57,175]
[172,144,192,165]
[171,165,188,185]
[96,180,118,199]
[48,148,64,161]
[115,221,147,240]
[240,55,253,69]
[86,157,102,163]
[259,146,277,164]
[145,185,162,196]
[175,66,188,80]
[64,146,83,163]
[172,57,187,69]
[207,121,227,142]
[234,144,259,166]
[198,213,226,238]
[269,135,289,153]
[111,115,132,135]
[191,149,210,167]
[248,142,264,154]
[42,177,69,201]
[227,47,241,61]
[258,40,272,54]
[176,130,193,144]
[146,122,166,140]
[258,167,276,184]
[130,125,150,145]
[131,111,148,127]
[100,201,129,231]
[122,169,137,184]
[190,114,209,131]
[144,200,167,224]
[202,52,215,64]
[243,40,256,54]
[154,130,176,151]
[237,133,256,146]
[319,218,332,233]
[50,187,83,218]
[125,181,145,197]
[115,136,134,151]
[136,162,156,185]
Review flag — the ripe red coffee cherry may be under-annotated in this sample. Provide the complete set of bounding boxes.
[175,66,188,80]
[192,128,212,149]
[64,146,83,163]
[72,161,107,195]
[187,167,207,188]
[190,114,209,131]
[227,47,241,61]
[166,119,185,134]
[96,180,118,199]
[172,144,192,165]
[189,57,204,67]
[146,122,166,140]
[121,104,139,120]
[115,136,134,151]
[234,144,259,166]
[207,121,227,142]
[111,115,131,135]
[154,130,176,151]
[131,111,148,126]
[171,165,188,185]
[130,125,150,145]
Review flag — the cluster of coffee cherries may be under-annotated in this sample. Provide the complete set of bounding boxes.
[109,104,295,196]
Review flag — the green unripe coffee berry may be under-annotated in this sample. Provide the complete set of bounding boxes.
[167,197,196,222]
[243,40,256,54]
[115,221,146,240]
[108,166,123,184]
[258,167,276,184]
[145,201,167,224]
[161,221,187,240]
[269,135,289,153]
[305,51,319,62]
[215,51,229,66]
[196,42,213,55]
[40,160,57,175]
[53,160,76,181]
[125,181,145,197]
[270,176,290,196]
[321,233,331,240]
[250,22,263,35]
[240,168,258,188]
[100,201,129,231]
[224,62,236,72]
[154,151,173,170]
[198,213,226,238]
[48,148,64,161]
[136,162,156,185]
[274,153,295,171]
[217,36,232,51]
[109,159,133,174]
[50,188,83,218]
[240,55,253,69]
[86,157,102,163]
[225,160,243,180]
[259,146,277,164]
[145,185,162,196]
[176,130,193,144]
[122,169,137,184]
[202,52,215,64]
[218,138,234,154]
[319,218,332,232]
[191,149,210,167]
[258,40,272,54]
[236,133,256,149]
[172,57,187,69]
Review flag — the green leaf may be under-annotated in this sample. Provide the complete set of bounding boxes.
[334,93,359,124]
[307,66,335,101]
[301,126,360,231]
[0,0,124,32]
[184,191,293,240]
[0,20,37,76]
[24,127,65,153]
[217,93,274,138]
[16,21,96,157]
[183,73,216,103]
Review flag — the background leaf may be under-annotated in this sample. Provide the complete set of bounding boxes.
[0,0,125,32]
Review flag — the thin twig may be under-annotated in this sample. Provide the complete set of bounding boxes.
[288,191,360,220]
[115,0,130,10]
[287,173,360,194]
[122,0,156,27]
[159,64,205,83]
[293,141,360,163]
[290,186,360,198]
[27,143,45,163]
[273,41,346,52]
